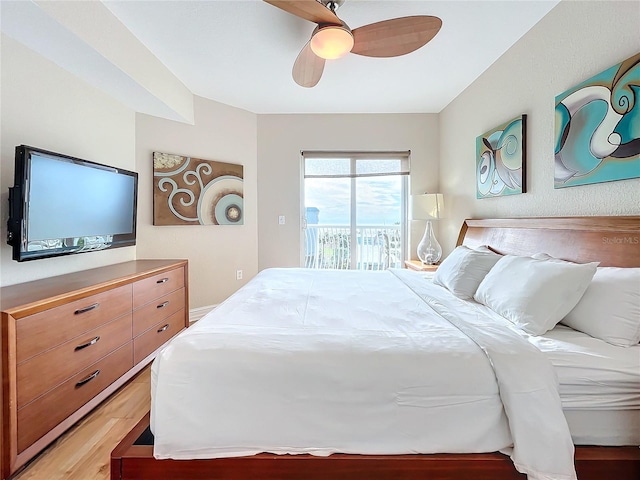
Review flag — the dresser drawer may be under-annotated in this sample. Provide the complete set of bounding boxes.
[133,310,185,365]
[132,288,185,337]
[16,285,132,364]
[133,267,184,309]
[17,342,133,453]
[17,314,132,409]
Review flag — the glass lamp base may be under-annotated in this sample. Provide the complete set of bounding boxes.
[417,221,442,265]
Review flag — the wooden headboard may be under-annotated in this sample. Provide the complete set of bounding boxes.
[457,216,640,267]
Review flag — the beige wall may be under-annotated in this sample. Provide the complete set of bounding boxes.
[3,0,639,301]
[439,0,640,254]
[135,97,258,308]
[0,34,258,307]
[257,114,439,270]
[0,35,136,287]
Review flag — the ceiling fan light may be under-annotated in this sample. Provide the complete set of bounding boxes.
[310,26,354,60]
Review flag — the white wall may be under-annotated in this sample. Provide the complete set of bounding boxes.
[135,97,258,308]
[438,0,640,254]
[0,35,136,287]
[257,114,439,270]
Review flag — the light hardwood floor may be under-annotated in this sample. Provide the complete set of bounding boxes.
[13,366,151,480]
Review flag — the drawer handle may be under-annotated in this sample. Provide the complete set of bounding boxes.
[157,324,170,333]
[75,369,100,388]
[157,301,169,309]
[74,303,99,315]
[157,278,169,284]
[74,336,101,351]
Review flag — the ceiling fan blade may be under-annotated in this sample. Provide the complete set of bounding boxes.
[264,0,340,25]
[351,16,442,58]
[293,42,325,88]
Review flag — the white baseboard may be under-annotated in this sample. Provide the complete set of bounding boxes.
[189,304,217,324]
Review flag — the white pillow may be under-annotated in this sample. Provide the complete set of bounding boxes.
[433,245,502,299]
[474,255,598,335]
[561,267,640,346]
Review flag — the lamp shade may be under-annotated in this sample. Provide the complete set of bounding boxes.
[411,193,443,220]
[310,26,354,60]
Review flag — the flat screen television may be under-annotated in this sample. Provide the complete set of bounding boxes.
[7,145,138,262]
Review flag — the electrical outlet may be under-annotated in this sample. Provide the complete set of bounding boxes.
[236,269,243,280]
[278,215,285,225]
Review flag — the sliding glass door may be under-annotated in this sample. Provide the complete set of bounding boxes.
[302,152,409,270]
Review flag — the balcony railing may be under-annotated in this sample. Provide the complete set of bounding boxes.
[304,225,402,270]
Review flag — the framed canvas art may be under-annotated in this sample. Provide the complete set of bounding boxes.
[555,52,640,188]
[476,114,527,198]
[153,152,244,226]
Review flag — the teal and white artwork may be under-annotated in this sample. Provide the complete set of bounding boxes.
[555,53,640,188]
[476,115,526,198]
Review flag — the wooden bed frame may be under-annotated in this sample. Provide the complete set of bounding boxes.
[111,216,640,480]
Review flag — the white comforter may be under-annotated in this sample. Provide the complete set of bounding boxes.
[151,268,576,480]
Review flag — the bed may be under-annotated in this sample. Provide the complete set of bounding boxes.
[111,216,640,480]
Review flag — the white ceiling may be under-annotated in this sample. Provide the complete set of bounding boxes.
[2,0,561,115]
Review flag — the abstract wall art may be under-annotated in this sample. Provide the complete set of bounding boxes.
[153,152,244,226]
[476,114,527,198]
[555,52,640,188]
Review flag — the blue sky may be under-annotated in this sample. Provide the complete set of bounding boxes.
[305,176,402,225]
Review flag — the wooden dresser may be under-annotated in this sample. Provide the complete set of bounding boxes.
[0,259,188,479]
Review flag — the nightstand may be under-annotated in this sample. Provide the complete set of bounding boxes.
[405,260,439,272]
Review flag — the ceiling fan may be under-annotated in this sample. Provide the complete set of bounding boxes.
[264,0,442,88]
